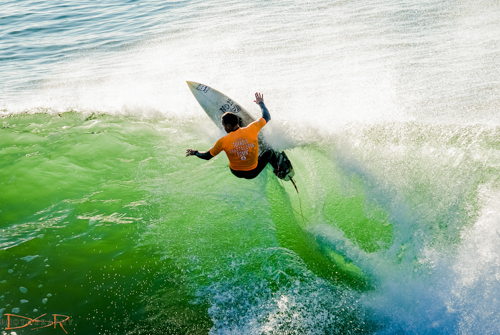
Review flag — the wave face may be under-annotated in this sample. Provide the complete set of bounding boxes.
[1,0,500,334]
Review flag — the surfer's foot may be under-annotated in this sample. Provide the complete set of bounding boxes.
[273,151,294,181]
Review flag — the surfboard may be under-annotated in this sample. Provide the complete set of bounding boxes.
[186,81,257,130]
[186,81,294,181]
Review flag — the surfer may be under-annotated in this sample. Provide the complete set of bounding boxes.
[186,93,292,180]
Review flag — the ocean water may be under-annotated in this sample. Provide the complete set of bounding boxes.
[1,0,500,334]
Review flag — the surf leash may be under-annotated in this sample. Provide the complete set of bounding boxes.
[281,177,310,226]
[290,177,299,194]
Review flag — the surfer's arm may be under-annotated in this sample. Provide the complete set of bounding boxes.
[196,150,213,160]
[254,92,270,123]
[185,149,213,160]
[186,137,222,160]
[259,102,271,123]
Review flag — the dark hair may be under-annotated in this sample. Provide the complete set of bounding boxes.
[221,112,240,127]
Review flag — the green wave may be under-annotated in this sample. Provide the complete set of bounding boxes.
[1,111,498,334]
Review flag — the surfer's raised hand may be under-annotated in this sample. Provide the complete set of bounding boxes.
[254,92,264,104]
[254,92,271,122]
[186,148,197,157]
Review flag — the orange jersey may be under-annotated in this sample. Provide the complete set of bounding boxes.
[209,118,267,171]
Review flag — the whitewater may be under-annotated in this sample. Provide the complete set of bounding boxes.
[1,0,500,334]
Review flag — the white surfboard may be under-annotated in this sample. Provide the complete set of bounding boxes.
[186,81,257,130]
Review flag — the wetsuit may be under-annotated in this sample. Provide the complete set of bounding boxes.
[194,102,277,179]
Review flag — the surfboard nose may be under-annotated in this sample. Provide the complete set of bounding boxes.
[186,81,199,89]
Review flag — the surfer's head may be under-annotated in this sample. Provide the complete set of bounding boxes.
[221,112,240,133]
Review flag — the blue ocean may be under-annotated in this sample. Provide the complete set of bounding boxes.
[1,0,500,334]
